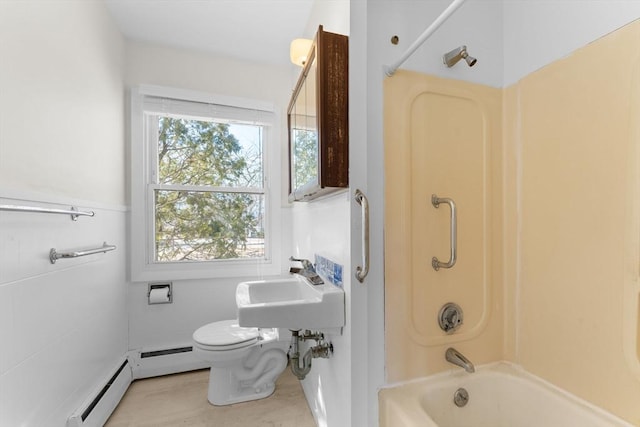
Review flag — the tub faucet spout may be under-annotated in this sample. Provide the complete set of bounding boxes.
[445,347,475,373]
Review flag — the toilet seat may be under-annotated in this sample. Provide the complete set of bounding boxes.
[193,320,260,351]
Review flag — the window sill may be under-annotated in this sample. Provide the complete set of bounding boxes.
[130,258,283,282]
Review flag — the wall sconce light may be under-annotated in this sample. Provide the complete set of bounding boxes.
[290,38,313,66]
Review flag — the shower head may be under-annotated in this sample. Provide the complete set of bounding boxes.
[443,45,477,68]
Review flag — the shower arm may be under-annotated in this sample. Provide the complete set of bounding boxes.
[385,0,468,77]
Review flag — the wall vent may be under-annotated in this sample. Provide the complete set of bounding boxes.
[130,346,207,380]
[140,346,192,358]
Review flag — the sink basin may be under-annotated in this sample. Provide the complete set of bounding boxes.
[236,275,345,330]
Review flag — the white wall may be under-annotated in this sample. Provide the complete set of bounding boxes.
[0,1,126,206]
[125,42,294,353]
[290,193,351,427]
[129,277,259,351]
[364,0,640,90]
[304,0,350,37]
[0,1,127,426]
[347,1,381,425]
[287,3,357,426]
[503,1,640,86]
[374,0,504,88]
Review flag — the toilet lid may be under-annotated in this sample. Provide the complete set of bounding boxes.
[193,320,260,349]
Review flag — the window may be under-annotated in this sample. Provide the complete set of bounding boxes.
[130,86,282,281]
[152,116,265,262]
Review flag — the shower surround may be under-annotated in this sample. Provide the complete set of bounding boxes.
[383,19,640,425]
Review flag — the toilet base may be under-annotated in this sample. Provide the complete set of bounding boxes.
[208,366,277,405]
[192,321,290,406]
[205,346,289,406]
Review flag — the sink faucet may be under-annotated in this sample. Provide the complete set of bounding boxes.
[445,347,475,373]
[289,256,324,285]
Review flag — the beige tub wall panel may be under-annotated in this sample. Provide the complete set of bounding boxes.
[636,293,640,367]
[384,71,504,382]
[502,85,522,363]
[625,57,640,382]
[408,90,487,343]
[512,21,640,423]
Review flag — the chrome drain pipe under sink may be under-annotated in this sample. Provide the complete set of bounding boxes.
[289,330,333,380]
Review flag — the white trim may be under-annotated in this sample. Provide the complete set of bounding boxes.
[0,188,128,213]
[149,184,265,194]
[132,258,280,282]
[137,84,275,113]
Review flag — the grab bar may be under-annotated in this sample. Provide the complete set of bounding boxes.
[50,242,116,264]
[0,204,94,221]
[355,189,370,283]
[431,194,457,271]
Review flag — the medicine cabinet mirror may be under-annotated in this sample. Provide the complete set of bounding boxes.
[288,25,349,202]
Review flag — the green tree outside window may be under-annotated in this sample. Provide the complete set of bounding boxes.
[293,128,318,189]
[154,117,265,262]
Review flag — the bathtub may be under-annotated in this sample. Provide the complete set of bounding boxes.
[379,362,633,427]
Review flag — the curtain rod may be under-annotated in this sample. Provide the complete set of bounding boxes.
[384,0,468,77]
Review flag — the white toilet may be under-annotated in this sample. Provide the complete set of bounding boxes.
[192,319,290,405]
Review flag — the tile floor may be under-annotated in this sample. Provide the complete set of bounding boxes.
[105,367,316,427]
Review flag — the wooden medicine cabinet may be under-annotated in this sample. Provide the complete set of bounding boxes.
[287,26,349,202]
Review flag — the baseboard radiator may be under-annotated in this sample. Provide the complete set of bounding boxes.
[67,345,208,426]
[67,358,132,427]
[140,346,193,358]
[130,345,208,380]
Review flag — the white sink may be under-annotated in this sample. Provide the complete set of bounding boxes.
[236,275,345,330]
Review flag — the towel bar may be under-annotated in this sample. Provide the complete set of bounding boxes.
[0,204,94,221]
[50,242,116,264]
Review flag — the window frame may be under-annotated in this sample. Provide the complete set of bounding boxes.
[130,85,282,282]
